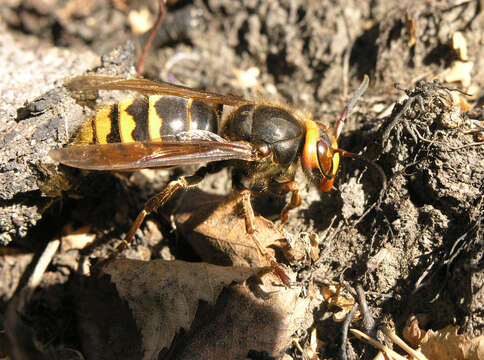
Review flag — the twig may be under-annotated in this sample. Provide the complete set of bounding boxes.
[6,239,60,359]
[381,326,429,360]
[373,351,386,360]
[340,303,358,360]
[292,339,308,360]
[136,0,167,76]
[381,94,414,143]
[18,240,60,310]
[448,141,484,150]
[350,329,408,360]
[351,201,377,228]
[355,284,376,338]
[412,257,438,294]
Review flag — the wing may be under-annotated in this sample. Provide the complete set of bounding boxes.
[65,75,254,106]
[49,140,257,171]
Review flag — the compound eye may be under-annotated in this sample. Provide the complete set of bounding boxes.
[317,140,333,178]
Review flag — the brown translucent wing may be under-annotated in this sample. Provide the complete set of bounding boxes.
[49,140,257,171]
[65,75,254,106]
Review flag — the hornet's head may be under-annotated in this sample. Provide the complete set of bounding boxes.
[301,120,340,192]
[300,75,369,192]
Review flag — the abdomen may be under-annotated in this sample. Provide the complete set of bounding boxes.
[75,96,218,144]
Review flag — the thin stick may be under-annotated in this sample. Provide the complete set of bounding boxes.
[350,328,408,360]
[136,0,167,76]
[340,303,358,360]
[355,284,376,337]
[381,326,429,360]
[448,141,484,150]
[18,240,60,310]
[373,352,386,360]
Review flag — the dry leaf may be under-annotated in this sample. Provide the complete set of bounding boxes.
[452,93,471,113]
[320,283,357,322]
[78,259,268,360]
[439,92,470,128]
[297,232,320,262]
[420,326,484,360]
[175,191,305,269]
[174,280,311,359]
[76,194,313,359]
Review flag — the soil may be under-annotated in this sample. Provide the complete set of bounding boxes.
[0,0,483,359]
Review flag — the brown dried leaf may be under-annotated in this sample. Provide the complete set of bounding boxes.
[319,283,357,322]
[82,259,267,360]
[449,92,471,113]
[175,191,305,268]
[175,280,311,359]
[420,326,484,360]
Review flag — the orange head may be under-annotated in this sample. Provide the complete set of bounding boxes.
[301,120,340,192]
[300,75,369,193]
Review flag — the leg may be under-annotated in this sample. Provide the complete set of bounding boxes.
[240,189,264,254]
[239,189,290,285]
[280,181,302,224]
[116,166,209,253]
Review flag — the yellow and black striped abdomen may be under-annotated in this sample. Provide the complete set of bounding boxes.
[74,96,219,145]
